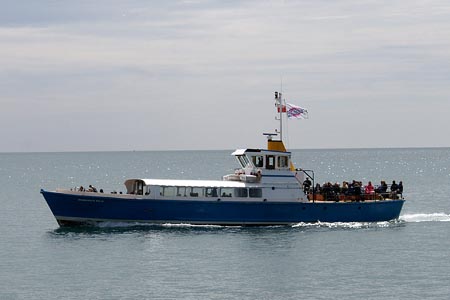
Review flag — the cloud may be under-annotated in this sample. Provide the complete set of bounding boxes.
[1,0,450,151]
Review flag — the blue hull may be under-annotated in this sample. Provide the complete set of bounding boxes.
[41,190,404,226]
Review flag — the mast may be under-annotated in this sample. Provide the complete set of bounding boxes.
[268,91,293,169]
[274,91,284,142]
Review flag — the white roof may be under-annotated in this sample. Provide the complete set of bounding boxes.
[231,149,248,155]
[231,148,291,156]
[124,178,248,188]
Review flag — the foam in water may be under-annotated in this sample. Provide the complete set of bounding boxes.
[85,213,450,230]
[96,221,235,229]
[97,221,155,228]
[400,213,450,222]
[291,221,393,229]
[160,223,228,229]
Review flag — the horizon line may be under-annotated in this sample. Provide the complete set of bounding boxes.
[1,146,449,154]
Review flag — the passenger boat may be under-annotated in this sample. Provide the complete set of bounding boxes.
[41,92,405,226]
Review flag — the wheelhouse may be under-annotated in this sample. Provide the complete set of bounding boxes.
[232,149,292,171]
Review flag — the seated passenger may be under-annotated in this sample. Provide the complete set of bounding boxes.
[353,181,361,196]
[88,184,98,192]
[347,180,357,194]
[322,182,335,201]
[391,180,399,193]
[314,183,321,194]
[364,181,375,194]
[321,182,329,194]
[333,182,341,195]
[375,181,388,193]
[341,181,348,195]
[256,170,262,181]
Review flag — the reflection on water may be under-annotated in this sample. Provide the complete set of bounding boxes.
[48,218,406,239]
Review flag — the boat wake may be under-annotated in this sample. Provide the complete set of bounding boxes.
[97,221,156,228]
[400,213,450,223]
[56,213,450,231]
[291,221,394,229]
[160,223,231,229]
[85,220,402,230]
[97,221,235,229]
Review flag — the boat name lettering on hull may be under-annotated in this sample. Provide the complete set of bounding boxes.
[78,198,104,203]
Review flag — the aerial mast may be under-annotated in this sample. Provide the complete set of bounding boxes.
[274,91,284,142]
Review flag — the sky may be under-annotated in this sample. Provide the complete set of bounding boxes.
[1,0,450,152]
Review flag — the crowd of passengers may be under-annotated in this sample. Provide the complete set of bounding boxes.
[302,178,403,201]
[74,185,112,194]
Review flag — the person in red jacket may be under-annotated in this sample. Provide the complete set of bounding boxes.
[365,181,375,194]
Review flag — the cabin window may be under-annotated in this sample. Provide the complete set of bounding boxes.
[277,156,288,168]
[177,187,187,197]
[249,188,262,198]
[252,155,264,167]
[205,187,218,197]
[220,187,233,197]
[235,188,248,198]
[189,187,203,197]
[145,187,151,195]
[161,186,176,197]
[266,155,275,170]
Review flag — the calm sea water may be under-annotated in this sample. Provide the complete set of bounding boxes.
[1,148,450,300]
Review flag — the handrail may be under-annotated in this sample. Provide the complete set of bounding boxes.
[312,189,403,202]
[296,168,315,202]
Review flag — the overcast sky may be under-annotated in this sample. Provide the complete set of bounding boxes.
[1,0,449,152]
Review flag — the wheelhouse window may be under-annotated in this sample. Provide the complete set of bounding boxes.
[237,155,251,168]
[277,156,289,169]
[249,188,262,198]
[252,155,264,167]
[266,155,275,170]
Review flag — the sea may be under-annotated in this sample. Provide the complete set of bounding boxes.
[1,148,450,300]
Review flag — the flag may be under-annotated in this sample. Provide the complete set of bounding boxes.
[286,103,308,119]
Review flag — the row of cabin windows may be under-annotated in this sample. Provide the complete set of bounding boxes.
[250,155,289,170]
[160,186,263,198]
